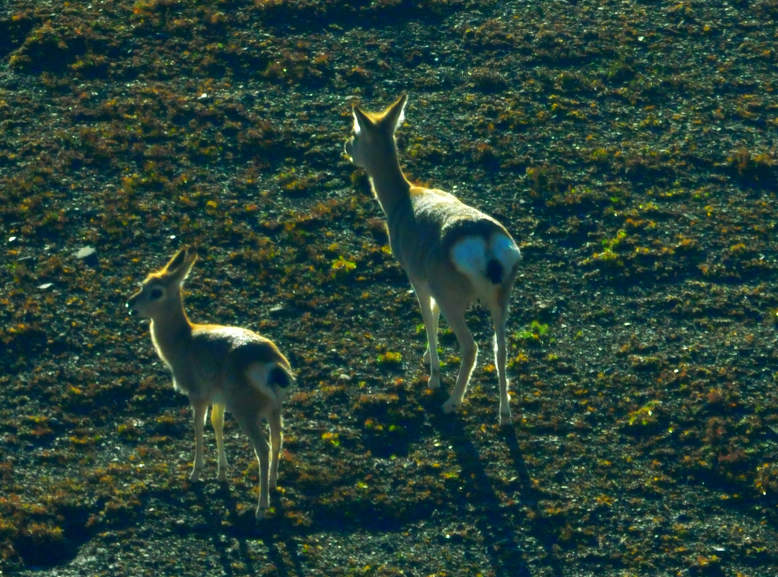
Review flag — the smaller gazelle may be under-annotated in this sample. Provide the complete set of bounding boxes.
[344,94,521,425]
[127,247,294,519]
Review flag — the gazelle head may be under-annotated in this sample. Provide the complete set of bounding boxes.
[344,93,407,172]
[127,247,197,319]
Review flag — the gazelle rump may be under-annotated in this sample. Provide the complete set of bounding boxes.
[126,247,294,519]
[344,94,521,425]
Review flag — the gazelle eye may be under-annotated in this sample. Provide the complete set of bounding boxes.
[149,287,164,300]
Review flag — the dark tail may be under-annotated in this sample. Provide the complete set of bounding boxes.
[268,364,295,389]
[486,258,503,284]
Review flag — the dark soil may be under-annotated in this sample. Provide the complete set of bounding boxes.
[2,1,778,575]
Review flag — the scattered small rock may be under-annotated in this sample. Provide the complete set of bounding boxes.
[75,246,96,260]
[74,246,98,266]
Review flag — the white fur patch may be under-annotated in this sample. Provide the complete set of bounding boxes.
[195,325,255,346]
[490,233,521,272]
[245,362,278,400]
[451,237,487,278]
[451,233,520,281]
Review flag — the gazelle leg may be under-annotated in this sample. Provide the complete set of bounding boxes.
[487,288,514,425]
[493,314,512,425]
[211,403,228,480]
[254,428,270,519]
[414,283,441,388]
[439,305,477,415]
[238,415,270,520]
[190,400,208,481]
[269,409,283,489]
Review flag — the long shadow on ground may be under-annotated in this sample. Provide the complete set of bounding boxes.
[428,406,564,577]
[192,482,306,577]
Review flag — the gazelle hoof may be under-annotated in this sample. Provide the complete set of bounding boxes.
[499,394,512,425]
[255,506,267,521]
[442,398,459,414]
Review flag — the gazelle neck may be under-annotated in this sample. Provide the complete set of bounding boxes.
[367,146,412,218]
[149,298,192,364]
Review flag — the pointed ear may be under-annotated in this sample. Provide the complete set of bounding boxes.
[164,247,197,283]
[382,93,407,133]
[352,105,371,135]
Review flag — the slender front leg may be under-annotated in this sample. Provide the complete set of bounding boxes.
[268,409,283,489]
[414,283,441,388]
[190,400,208,481]
[210,403,228,480]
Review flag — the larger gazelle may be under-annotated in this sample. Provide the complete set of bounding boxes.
[344,94,521,425]
[127,247,294,519]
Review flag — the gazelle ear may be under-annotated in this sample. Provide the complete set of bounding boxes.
[352,105,372,135]
[165,247,197,283]
[383,93,407,133]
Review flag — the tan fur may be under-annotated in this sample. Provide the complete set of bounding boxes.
[127,247,293,519]
[345,95,521,424]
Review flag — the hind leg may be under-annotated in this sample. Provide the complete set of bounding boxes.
[489,286,514,425]
[268,409,283,489]
[438,301,478,415]
[234,412,270,520]
[493,317,511,425]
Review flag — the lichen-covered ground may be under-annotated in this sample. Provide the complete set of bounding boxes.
[1,1,777,575]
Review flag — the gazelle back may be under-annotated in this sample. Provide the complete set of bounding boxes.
[344,95,521,425]
[127,247,294,519]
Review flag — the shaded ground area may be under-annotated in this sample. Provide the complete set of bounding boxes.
[1,0,777,575]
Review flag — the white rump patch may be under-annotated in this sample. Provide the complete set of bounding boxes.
[245,362,278,400]
[352,110,362,135]
[490,233,521,272]
[451,236,487,279]
[451,233,520,282]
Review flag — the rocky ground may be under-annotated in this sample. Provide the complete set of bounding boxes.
[1,1,777,575]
